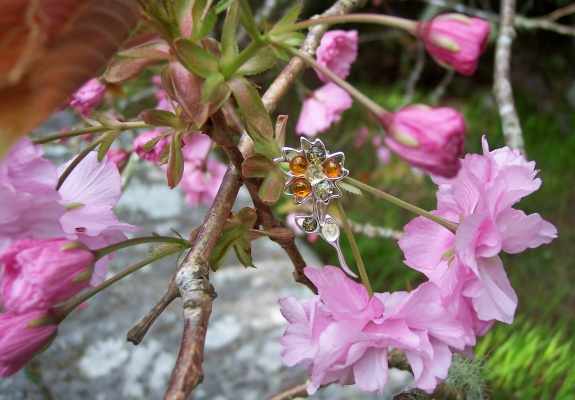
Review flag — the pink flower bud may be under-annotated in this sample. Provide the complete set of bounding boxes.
[1,239,94,314]
[132,128,170,164]
[379,105,466,178]
[106,147,130,172]
[0,310,58,377]
[69,78,106,116]
[417,14,491,76]
[315,30,358,83]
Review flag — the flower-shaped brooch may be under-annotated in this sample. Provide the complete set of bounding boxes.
[274,138,356,277]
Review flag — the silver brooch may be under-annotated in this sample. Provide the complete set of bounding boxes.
[274,138,356,277]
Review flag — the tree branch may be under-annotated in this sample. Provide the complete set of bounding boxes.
[493,0,526,155]
[164,0,368,398]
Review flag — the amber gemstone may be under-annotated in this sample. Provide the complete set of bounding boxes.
[289,156,308,176]
[323,158,342,178]
[292,178,311,198]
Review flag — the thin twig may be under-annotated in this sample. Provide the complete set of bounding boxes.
[423,0,575,36]
[267,380,311,400]
[209,109,317,293]
[127,284,179,345]
[493,0,526,155]
[542,3,575,22]
[430,68,455,106]
[402,42,426,106]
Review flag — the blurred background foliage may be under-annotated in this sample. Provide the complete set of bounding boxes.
[266,0,575,398]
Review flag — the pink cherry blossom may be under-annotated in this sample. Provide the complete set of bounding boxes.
[417,14,491,76]
[315,30,358,83]
[0,310,58,377]
[279,266,473,395]
[399,137,556,330]
[379,105,466,178]
[133,128,171,164]
[69,78,106,116]
[0,139,65,254]
[57,153,141,285]
[180,159,227,206]
[296,83,352,137]
[1,239,93,314]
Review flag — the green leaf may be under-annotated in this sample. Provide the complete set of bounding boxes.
[192,0,217,40]
[239,3,261,41]
[271,3,301,32]
[226,77,274,143]
[215,0,236,14]
[97,129,120,162]
[220,1,240,68]
[169,61,209,128]
[233,242,255,268]
[275,115,288,148]
[173,38,219,78]
[259,167,287,205]
[270,44,291,62]
[201,72,225,103]
[91,112,121,129]
[242,154,275,178]
[271,31,305,47]
[167,131,185,188]
[253,140,281,160]
[236,47,277,75]
[138,109,181,128]
[142,129,172,152]
[117,40,172,59]
[175,0,194,36]
[338,181,363,196]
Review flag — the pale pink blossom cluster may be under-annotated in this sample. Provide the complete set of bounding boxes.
[280,139,556,395]
[0,139,140,376]
[296,30,358,136]
[399,137,557,333]
[279,266,474,395]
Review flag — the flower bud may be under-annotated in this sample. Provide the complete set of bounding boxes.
[379,105,466,178]
[0,238,94,314]
[417,14,491,76]
[69,78,106,116]
[0,310,58,377]
[106,147,131,173]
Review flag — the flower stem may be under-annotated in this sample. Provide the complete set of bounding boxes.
[343,177,458,233]
[55,251,178,319]
[93,236,189,260]
[56,136,106,190]
[273,14,418,35]
[334,199,373,297]
[274,42,389,117]
[33,121,152,144]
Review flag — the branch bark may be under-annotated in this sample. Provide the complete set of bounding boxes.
[493,0,526,155]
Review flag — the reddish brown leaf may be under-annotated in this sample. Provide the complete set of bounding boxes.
[0,0,140,159]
